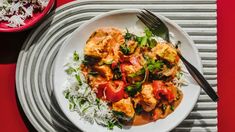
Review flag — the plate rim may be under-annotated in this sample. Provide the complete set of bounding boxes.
[53,9,202,132]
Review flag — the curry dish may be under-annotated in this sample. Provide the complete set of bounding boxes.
[80,27,183,126]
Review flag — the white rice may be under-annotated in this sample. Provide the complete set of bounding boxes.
[63,53,118,127]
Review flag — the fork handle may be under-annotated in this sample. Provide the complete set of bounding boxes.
[178,53,219,102]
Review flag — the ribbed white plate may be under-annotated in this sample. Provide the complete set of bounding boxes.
[16,0,217,132]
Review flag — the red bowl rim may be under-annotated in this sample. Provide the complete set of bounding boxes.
[0,0,55,32]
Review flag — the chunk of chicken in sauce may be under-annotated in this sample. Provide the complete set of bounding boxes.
[84,27,125,63]
[133,83,157,112]
[93,65,113,80]
[87,75,106,90]
[145,43,179,64]
[155,43,179,64]
[112,97,135,118]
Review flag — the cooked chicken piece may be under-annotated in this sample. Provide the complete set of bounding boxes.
[93,65,113,80]
[155,43,179,63]
[84,27,125,62]
[122,57,143,76]
[160,65,179,77]
[112,97,135,118]
[87,75,107,90]
[140,83,157,112]
[126,40,138,54]
[132,93,141,108]
[144,46,158,60]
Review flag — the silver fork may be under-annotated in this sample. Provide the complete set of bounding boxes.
[137,9,219,102]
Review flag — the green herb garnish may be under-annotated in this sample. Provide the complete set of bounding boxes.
[170,105,175,111]
[120,44,130,55]
[144,27,153,38]
[65,67,76,75]
[125,32,132,40]
[125,82,142,97]
[148,38,157,48]
[113,65,122,80]
[128,68,145,78]
[147,59,164,72]
[135,104,143,114]
[107,121,115,130]
[75,74,82,86]
[88,71,99,76]
[64,90,70,99]
[135,36,143,44]
[69,103,75,110]
[73,51,79,61]
[140,36,148,47]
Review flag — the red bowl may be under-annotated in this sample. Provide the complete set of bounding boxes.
[0,0,55,32]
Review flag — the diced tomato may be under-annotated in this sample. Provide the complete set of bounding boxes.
[111,61,118,69]
[123,92,129,99]
[105,81,125,102]
[152,80,175,102]
[97,82,108,98]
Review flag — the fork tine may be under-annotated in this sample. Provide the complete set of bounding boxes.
[141,10,160,26]
[139,11,153,26]
[144,9,163,25]
[137,15,152,30]
[137,9,170,42]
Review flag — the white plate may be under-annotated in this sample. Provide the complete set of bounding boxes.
[53,9,202,132]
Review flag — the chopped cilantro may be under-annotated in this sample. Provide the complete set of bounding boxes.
[107,121,115,130]
[64,90,70,99]
[148,38,157,48]
[135,36,143,44]
[128,68,145,78]
[88,71,99,76]
[69,103,75,110]
[120,44,130,55]
[114,122,123,129]
[125,82,142,97]
[95,98,100,104]
[124,28,134,40]
[65,67,76,75]
[144,27,153,38]
[147,59,164,72]
[125,32,132,40]
[73,51,79,61]
[75,74,82,86]
[170,105,175,111]
[135,104,143,114]
[140,36,148,47]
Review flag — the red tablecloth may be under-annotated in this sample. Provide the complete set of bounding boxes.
[0,0,234,131]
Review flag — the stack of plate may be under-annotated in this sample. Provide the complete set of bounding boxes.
[16,0,217,131]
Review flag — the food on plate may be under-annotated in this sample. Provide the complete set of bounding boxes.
[0,0,49,27]
[63,27,186,129]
